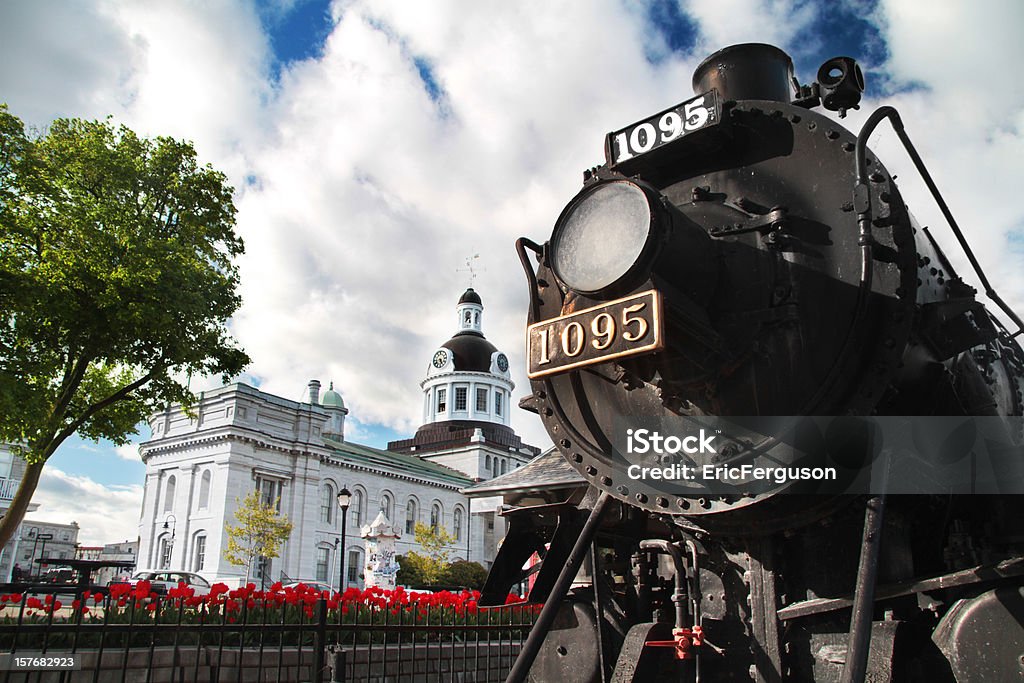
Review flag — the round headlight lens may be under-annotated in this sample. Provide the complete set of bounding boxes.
[552,181,652,294]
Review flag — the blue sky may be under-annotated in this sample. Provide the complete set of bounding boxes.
[2,0,1022,544]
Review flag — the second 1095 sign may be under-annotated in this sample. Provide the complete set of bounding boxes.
[527,290,664,379]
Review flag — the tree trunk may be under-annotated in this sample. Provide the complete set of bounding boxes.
[0,461,45,549]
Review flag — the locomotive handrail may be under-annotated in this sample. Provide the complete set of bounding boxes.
[858,106,1024,338]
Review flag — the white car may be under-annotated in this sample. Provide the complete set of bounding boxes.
[280,580,333,594]
[119,571,212,595]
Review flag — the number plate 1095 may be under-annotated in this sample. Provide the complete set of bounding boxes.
[527,290,663,379]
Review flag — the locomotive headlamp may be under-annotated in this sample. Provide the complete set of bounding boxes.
[551,180,660,296]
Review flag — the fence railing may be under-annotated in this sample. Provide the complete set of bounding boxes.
[0,581,537,682]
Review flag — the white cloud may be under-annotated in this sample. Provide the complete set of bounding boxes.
[30,468,143,546]
[682,0,819,55]
[852,0,1024,322]
[114,444,142,461]
[2,0,1022,484]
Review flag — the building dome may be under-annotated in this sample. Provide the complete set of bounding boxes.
[458,288,482,305]
[441,333,499,373]
[321,382,345,409]
[419,288,514,429]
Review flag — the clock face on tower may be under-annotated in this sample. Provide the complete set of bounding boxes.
[432,349,449,369]
[496,353,509,372]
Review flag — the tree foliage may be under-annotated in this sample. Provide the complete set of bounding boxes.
[0,105,248,546]
[441,560,488,590]
[223,491,294,585]
[398,522,458,586]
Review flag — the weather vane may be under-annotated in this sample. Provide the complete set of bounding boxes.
[457,254,484,287]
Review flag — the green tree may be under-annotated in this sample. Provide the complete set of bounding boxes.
[223,491,294,585]
[441,560,488,590]
[395,554,428,588]
[398,521,457,586]
[0,105,248,546]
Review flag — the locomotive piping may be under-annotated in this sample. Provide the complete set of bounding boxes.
[857,107,1024,337]
[839,495,887,683]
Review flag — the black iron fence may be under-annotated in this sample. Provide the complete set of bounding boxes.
[0,582,536,682]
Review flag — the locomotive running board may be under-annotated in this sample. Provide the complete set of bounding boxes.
[777,557,1024,621]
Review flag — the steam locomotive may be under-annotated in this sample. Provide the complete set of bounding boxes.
[480,44,1024,681]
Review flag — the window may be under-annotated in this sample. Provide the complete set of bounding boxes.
[405,499,417,535]
[347,549,361,584]
[494,391,503,417]
[351,490,364,527]
[320,483,334,524]
[476,388,488,412]
[454,507,463,542]
[256,476,282,512]
[430,502,442,531]
[193,535,206,572]
[500,459,507,475]
[485,455,491,473]
[255,556,270,587]
[455,387,467,411]
[198,470,211,510]
[159,536,172,570]
[164,476,176,513]
[380,492,393,521]
[464,310,472,324]
[437,388,447,413]
[316,547,330,583]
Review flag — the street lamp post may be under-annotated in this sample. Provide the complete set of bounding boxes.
[162,514,177,569]
[336,487,352,591]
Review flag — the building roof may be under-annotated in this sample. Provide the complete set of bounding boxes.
[462,448,584,497]
[389,420,540,457]
[441,332,498,372]
[321,382,346,409]
[458,288,482,305]
[324,436,473,487]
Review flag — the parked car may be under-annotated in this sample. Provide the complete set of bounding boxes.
[113,571,212,595]
[280,580,333,594]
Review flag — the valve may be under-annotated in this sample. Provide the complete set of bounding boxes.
[645,625,703,660]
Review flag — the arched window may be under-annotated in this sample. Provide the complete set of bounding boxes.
[158,534,172,569]
[320,483,334,524]
[198,470,211,510]
[500,459,507,475]
[351,490,365,527]
[379,492,393,521]
[164,476,176,513]
[192,533,207,572]
[485,455,491,473]
[405,498,418,535]
[454,507,463,542]
[430,502,442,531]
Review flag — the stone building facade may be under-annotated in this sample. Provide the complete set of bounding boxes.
[136,289,539,589]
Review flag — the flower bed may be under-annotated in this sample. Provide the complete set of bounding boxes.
[0,582,538,649]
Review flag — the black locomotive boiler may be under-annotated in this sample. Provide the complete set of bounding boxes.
[480,44,1024,682]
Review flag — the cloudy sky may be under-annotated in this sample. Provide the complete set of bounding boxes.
[2,0,1022,545]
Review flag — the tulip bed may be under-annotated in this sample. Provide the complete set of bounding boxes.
[0,582,538,650]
